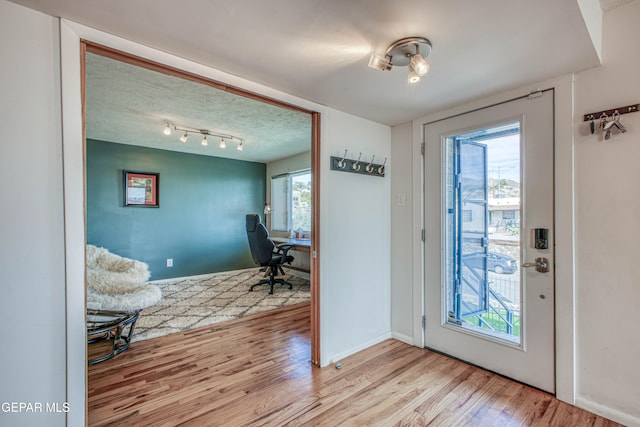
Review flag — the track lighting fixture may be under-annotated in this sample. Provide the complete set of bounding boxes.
[368,36,432,84]
[162,120,245,151]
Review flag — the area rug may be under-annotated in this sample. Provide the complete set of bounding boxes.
[133,268,310,342]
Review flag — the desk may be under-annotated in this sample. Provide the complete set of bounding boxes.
[272,237,311,272]
[272,237,311,253]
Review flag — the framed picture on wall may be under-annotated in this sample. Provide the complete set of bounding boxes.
[124,170,159,207]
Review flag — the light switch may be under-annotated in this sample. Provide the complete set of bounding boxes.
[397,192,407,206]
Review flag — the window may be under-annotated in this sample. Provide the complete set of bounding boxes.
[271,170,311,232]
[444,121,522,343]
[502,210,516,220]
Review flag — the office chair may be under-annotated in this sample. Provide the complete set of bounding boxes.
[245,214,295,294]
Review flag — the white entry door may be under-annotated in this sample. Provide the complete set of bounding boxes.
[423,91,555,393]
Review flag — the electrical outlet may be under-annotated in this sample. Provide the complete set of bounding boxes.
[166,258,173,267]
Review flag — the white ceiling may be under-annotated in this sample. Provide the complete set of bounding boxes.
[10,0,619,160]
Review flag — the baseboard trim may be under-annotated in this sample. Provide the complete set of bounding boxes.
[148,267,313,284]
[326,332,392,366]
[575,396,640,427]
[391,331,414,346]
[148,268,254,284]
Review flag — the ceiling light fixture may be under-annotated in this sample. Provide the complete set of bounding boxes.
[368,36,432,84]
[162,120,245,151]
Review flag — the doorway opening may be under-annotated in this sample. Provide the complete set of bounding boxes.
[81,42,321,366]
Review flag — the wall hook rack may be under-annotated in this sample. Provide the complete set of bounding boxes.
[583,103,638,122]
[330,151,386,177]
[585,104,636,140]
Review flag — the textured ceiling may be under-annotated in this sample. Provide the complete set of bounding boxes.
[86,53,311,163]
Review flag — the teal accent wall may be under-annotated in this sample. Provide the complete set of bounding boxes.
[87,139,266,280]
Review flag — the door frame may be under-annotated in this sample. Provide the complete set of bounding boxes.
[61,20,323,424]
[410,79,576,403]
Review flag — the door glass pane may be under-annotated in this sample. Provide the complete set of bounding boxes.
[445,122,522,344]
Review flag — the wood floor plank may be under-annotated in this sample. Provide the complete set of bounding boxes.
[88,303,622,426]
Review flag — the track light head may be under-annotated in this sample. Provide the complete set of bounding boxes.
[219,138,226,148]
[410,53,430,76]
[408,67,421,84]
[237,141,243,151]
[368,54,392,71]
[163,123,172,135]
[201,135,208,146]
[180,132,188,143]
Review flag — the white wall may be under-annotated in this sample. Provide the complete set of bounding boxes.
[390,122,415,343]
[573,2,640,424]
[0,1,67,426]
[320,110,391,364]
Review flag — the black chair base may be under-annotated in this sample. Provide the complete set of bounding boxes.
[250,267,293,294]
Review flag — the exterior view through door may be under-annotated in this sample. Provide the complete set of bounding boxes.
[424,91,555,393]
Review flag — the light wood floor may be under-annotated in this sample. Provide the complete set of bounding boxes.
[88,303,619,426]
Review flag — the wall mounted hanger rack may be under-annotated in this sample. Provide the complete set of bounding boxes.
[583,103,638,122]
[584,103,637,140]
[330,150,386,178]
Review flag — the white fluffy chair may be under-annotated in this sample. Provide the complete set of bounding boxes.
[86,244,161,311]
[86,244,162,364]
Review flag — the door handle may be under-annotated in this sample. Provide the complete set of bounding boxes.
[522,257,549,273]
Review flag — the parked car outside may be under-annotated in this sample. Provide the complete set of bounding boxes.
[463,252,517,274]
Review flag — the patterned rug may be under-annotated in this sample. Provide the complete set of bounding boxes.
[133,268,310,342]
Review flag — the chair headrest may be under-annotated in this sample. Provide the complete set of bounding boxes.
[246,214,261,232]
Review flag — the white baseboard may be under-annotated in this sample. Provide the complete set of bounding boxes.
[325,332,392,366]
[575,396,640,427]
[391,331,414,346]
[149,267,309,284]
[148,267,258,284]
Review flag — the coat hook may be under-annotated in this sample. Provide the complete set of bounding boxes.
[599,113,608,132]
[612,110,627,133]
[337,149,348,169]
[352,152,362,171]
[378,157,387,175]
[366,155,375,173]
